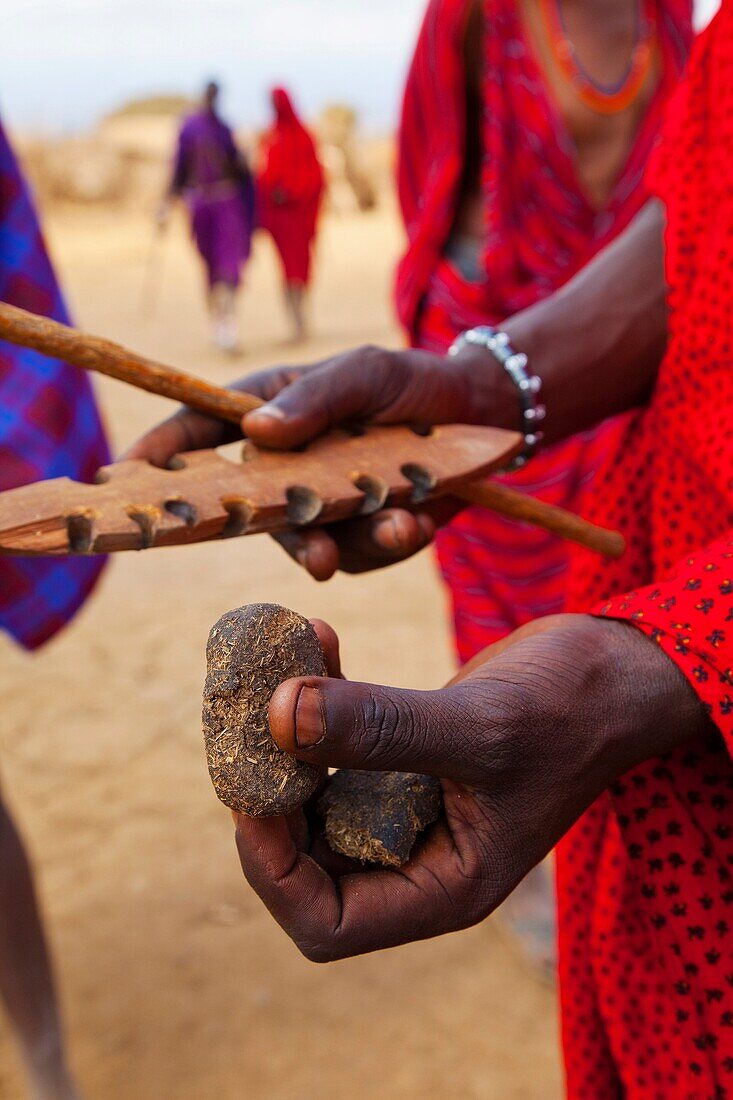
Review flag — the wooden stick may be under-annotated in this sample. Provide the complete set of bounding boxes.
[0,301,625,559]
[457,479,625,559]
[0,301,256,424]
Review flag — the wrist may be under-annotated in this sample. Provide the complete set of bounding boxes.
[501,307,546,375]
[486,615,709,804]
[451,327,546,463]
[575,617,710,785]
[439,346,521,431]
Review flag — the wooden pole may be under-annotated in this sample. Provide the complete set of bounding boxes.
[0,300,625,559]
[0,301,254,424]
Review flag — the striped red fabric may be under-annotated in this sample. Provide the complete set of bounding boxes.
[396,0,692,662]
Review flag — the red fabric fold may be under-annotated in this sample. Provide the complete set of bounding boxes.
[557,9,733,1096]
[395,0,692,335]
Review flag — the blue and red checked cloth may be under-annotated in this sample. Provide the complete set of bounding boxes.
[0,119,109,649]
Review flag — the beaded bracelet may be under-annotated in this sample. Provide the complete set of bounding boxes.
[448,325,545,468]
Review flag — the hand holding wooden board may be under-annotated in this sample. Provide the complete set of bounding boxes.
[0,301,625,560]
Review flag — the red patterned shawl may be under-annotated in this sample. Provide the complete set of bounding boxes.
[396,0,693,337]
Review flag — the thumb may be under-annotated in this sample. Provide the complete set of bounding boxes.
[242,388,328,450]
[268,676,481,780]
[242,349,398,450]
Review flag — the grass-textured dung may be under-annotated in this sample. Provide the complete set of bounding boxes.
[319,770,442,868]
[203,603,325,816]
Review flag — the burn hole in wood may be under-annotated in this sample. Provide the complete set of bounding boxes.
[164,499,197,526]
[126,507,158,549]
[352,473,389,514]
[221,499,254,538]
[66,513,95,553]
[286,486,323,526]
[401,463,437,503]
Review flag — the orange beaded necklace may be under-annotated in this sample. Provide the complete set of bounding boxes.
[539,0,658,115]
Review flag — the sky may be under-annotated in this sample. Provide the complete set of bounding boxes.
[0,0,721,135]
[0,0,427,134]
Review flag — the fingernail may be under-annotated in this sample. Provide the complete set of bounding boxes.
[248,405,286,421]
[294,686,325,748]
[295,545,309,569]
[374,516,403,551]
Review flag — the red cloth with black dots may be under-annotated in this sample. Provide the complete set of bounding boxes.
[557,8,733,1097]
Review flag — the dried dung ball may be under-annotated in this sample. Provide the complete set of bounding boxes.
[203,603,325,816]
[319,770,442,868]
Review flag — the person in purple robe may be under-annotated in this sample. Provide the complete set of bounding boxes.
[161,81,255,353]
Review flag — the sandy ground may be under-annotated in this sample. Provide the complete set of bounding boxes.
[0,194,562,1099]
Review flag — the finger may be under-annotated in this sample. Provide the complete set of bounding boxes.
[282,805,363,878]
[305,831,367,878]
[124,367,306,466]
[235,811,481,960]
[234,364,310,412]
[282,806,311,853]
[337,509,434,571]
[309,619,343,678]
[274,509,434,580]
[233,813,343,959]
[273,529,340,582]
[123,409,229,466]
[293,793,368,876]
[267,676,486,780]
[241,350,399,449]
[356,497,466,557]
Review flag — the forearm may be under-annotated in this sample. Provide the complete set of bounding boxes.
[451,199,668,445]
[457,614,710,826]
[594,532,733,757]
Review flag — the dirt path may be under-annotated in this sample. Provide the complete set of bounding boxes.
[0,197,562,1099]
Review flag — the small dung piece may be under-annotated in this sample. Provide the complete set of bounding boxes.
[203,603,325,816]
[319,770,442,868]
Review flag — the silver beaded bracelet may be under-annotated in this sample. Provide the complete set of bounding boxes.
[448,325,545,468]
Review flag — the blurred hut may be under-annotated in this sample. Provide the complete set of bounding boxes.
[16,95,193,209]
[317,104,377,213]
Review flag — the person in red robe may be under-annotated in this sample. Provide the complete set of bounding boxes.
[396,0,692,973]
[398,0,691,662]
[130,3,733,1093]
[257,87,324,341]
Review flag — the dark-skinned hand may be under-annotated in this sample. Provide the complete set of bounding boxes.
[232,613,709,961]
[125,345,512,580]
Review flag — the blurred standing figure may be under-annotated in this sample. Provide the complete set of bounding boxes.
[396,0,691,971]
[257,88,325,341]
[0,117,109,1100]
[162,81,255,353]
